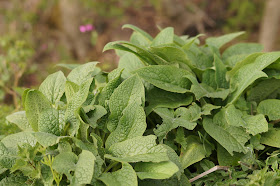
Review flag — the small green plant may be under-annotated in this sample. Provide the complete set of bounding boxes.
[1,24,280,185]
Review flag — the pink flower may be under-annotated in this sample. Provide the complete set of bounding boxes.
[79,24,94,33]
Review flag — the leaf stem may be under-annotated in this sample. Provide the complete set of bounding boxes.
[104,161,119,173]
[189,166,229,183]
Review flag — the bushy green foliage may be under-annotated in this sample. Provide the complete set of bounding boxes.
[2,25,280,185]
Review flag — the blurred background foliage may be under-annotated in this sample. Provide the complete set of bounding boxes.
[0,0,279,135]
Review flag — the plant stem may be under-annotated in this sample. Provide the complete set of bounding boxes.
[189,166,229,183]
[104,161,118,173]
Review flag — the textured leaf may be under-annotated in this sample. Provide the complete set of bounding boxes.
[243,114,268,136]
[0,142,17,168]
[6,111,32,131]
[153,107,197,142]
[1,132,37,150]
[108,75,145,132]
[118,53,145,79]
[217,144,244,166]
[135,161,179,180]
[203,118,249,155]
[99,163,137,186]
[261,128,280,148]
[98,68,123,106]
[67,62,99,85]
[38,108,60,135]
[151,27,174,46]
[122,24,153,41]
[206,31,244,49]
[87,105,107,128]
[223,43,263,59]
[248,79,280,103]
[214,54,228,88]
[134,65,192,93]
[0,174,27,186]
[72,150,96,185]
[25,90,51,131]
[106,103,146,148]
[228,52,280,104]
[65,78,93,136]
[106,135,169,163]
[33,132,67,147]
[186,75,229,100]
[52,152,78,178]
[257,99,280,120]
[180,136,209,169]
[145,87,193,115]
[39,71,66,105]
[138,175,191,186]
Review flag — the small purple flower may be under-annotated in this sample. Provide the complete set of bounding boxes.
[79,24,95,33]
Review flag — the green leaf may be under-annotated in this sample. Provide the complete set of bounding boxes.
[32,132,67,147]
[227,52,280,104]
[122,24,153,41]
[108,75,145,132]
[0,174,27,186]
[99,163,137,186]
[72,150,96,186]
[242,114,268,136]
[179,136,209,169]
[203,118,249,155]
[186,75,229,100]
[39,71,66,105]
[217,144,244,166]
[65,78,93,136]
[87,105,107,128]
[25,90,51,131]
[138,175,191,186]
[135,161,179,180]
[1,132,37,150]
[106,103,146,148]
[214,54,228,89]
[222,43,263,59]
[134,65,192,93]
[145,87,193,115]
[65,80,79,102]
[261,128,280,148]
[151,27,174,46]
[154,107,197,141]
[38,108,60,136]
[0,142,17,168]
[106,135,169,163]
[67,62,99,85]
[52,152,78,178]
[6,111,32,131]
[206,31,244,49]
[201,104,221,115]
[98,68,123,106]
[257,99,280,120]
[248,79,280,103]
[118,53,145,79]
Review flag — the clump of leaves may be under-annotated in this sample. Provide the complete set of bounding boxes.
[2,24,280,185]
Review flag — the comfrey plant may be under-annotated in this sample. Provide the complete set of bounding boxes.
[2,24,280,185]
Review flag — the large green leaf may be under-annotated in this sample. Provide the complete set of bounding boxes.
[180,136,209,169]
[257,99,280,120]
[38,108,60,136]
[65,78,93,136]
[118,53,145,79]
[106,103,146,148]
[261,128,280,148]
[203,117,249,155]
[206,31,244,49]
[0,142,17,168]
[106,135,169,163]
[72,150,96,185]
[151,27,174,46]
[6,111,32,131]
[222,43,263,59]
[25,90,51,131]
[227,52,280,104]
[108,75,145,132]
[67,62,99,85]
[145,87,193,115]
[1,131,37,150]
[39,71,66,105]
[135,161,179,180]
[134,65,192,93]
[52,152,78,178]
[99,163,137,186]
